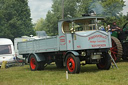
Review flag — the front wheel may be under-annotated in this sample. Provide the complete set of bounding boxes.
[97,53,111,70]
[65,54,80,74]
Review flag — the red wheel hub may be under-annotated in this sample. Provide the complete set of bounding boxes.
[67,57,75,72]
[110,40,117,61]
[30,57,36,70]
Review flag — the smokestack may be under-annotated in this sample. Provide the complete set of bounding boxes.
[82,10,96,17]
[89,10,96,16]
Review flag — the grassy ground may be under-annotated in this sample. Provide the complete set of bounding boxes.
[0,61,128,85]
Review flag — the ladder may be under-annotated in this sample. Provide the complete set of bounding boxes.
[109,53,118,68]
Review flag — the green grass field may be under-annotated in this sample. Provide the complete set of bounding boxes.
[0,61,128,85]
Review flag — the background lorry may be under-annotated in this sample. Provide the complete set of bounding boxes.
[17,16,112,74]
[110,22,128,61]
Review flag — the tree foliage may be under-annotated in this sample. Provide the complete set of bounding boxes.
[37,0,126,36]
[34,18,44,31]
[0,0,35,41]
[105,13,128,28]
[102,0,125,16]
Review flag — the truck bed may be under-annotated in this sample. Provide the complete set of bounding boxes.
[18,37,58,54]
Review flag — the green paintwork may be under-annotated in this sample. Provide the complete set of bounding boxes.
[111,31,118,38]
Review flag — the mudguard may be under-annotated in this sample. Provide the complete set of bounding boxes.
[64,51,79,59]
[28,53,45,62]
[63,51,80,66]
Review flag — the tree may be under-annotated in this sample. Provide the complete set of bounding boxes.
[34,18,44,31]
[45,11,59,35]
[77,0,93,16]
[40,0,93,35]
[105,13,128,28]
[102,0,125,16]
[0,0,35,41]
[38,0,125,36]
[40,0,62,35]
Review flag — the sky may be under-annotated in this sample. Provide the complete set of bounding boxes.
[28,0,128,23]
[28,0,52,23]
[122,0,128,15]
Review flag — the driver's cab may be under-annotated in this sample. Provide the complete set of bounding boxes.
[58,16,106,50]
[62,16,105,34]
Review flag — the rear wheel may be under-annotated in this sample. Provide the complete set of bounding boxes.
[97,53,111,70]
[29,55,44,71]
[110,37,123,62]
[65,54,80,74]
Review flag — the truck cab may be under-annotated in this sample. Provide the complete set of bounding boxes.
[58,16,111,51]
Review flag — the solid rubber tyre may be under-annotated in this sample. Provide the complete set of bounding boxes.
[29,55,40,71]
[65,54,80,74]
[29,55,45,71]
[97,53,111,70]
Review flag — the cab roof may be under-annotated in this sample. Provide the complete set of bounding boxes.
[59,16,105,22]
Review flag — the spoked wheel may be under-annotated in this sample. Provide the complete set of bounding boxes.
[97,52,111,70]
[110,37,123,62]
[29,55,44,71]
[65,54,80,74]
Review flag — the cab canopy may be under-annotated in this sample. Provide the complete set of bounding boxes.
[60,16,105,34]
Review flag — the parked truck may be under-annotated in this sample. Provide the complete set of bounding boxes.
[17,16,112,74]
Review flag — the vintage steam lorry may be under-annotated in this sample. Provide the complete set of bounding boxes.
[17,16,112,74]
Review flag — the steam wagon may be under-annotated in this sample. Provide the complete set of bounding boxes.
[17,16,112,74]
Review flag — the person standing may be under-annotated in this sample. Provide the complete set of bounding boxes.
[111,22,121,32]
